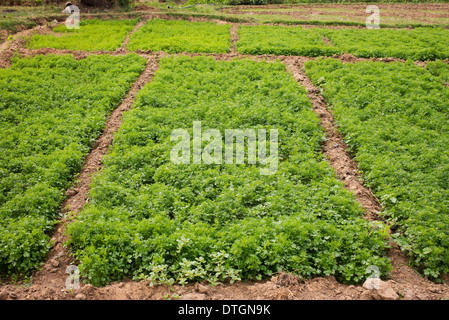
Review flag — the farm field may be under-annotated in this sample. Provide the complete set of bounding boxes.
[0,2,449,301]
[3,3,449,44]
[236,25,338,56]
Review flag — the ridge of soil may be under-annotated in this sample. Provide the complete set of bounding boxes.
[221,3,449,26]
[283,56,382,220]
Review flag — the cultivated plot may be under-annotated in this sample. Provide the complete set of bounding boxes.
[305,59,449,280]
[427,60,449,85]
[67,56,391,287]
[236,25,338,56]
[127,19,231,53]
[27,19,138,51]
[0,54,147,274]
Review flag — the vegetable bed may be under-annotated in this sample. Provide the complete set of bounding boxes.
[0,54,147,274]
[27,19,138,51]
[67,56,391,287]
[305,59,449,280]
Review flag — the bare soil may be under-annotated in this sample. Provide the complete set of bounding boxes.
[0,17,448,301]
[0,24,53,68]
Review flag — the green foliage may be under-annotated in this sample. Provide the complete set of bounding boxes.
[427,60,449,85]
[236,25,339,57]
[0,54,147,274]
[185,0,269,4]
[186,0,449,3]
[127,19,231,53]
[67,56,391,287]
[305,59,449,280]
[27,19,138,52]
[315,28,449,61]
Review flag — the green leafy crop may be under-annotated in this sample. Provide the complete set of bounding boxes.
[67,56,391,287]
[127,19,231,53]
[236,26,449,61]
[315,28,449,61]
[0,54,147,274]
[27,19,138,51]
[236,25,339,57]
[305,58,449,280]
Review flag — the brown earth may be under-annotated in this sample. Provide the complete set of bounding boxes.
[282,56,382,221]
[222,3,449,25]
[0,17,448,301]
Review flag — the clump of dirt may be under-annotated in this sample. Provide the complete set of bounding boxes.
[273,272,302,287]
